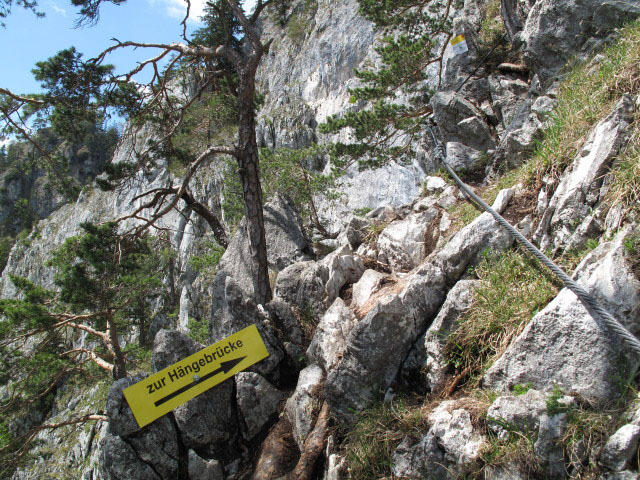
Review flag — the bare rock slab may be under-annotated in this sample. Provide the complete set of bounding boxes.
[236,372,285,440]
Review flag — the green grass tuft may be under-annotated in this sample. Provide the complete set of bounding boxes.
[445,249,560,387]
[342,398,429,480]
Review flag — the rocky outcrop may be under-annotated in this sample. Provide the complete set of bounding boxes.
[534,96,635,252]
[521,0,640,85]
[326,188,515,424]
[483,228,640,404]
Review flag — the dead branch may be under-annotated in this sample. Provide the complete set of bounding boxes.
[62,348,115,373]
[288,401,331,480]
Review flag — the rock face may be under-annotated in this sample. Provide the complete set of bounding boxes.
[7,0,640,479]
[483,228,640,404]
[405,279,479,392]
[236,372,285,440]
[521,0,640,85]
[102,375,181,480]
[431,91,496,152]
[213,193,313,300]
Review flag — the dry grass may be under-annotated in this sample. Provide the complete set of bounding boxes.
[607,110,640,220]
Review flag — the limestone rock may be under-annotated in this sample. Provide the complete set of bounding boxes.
[377,208,440,271]
[491,94,555,171]
[338,216,372,250]
[534,413,568,478]
[274,246,365,318]
[307,298,359,371]
[522,0,640,84]
[404,279,479,392]
[423,176,448,194]
[101,434,162,480]
[600,424,640,472]
[216,193,313,299]
[486,389,547,440]
[445,142,487,176]
[209,275,285,379]
[484,228,640,405]
[392,401,484,479]
[535,96,635,252]
[236,372,285,440]
[603,471,640,480]
[105,375,147,438]
[326,190,515,424]
[501,0,535,42]
[103,376,180,480]
[434,187,515,283]
[431,91,496,151]
[188,450,223,480]
[488,75,530,131]
[153,330,237,452]
[351,269,387,310]
[324,453,348,480]
[484,464,528,480]
[285,365,325,449]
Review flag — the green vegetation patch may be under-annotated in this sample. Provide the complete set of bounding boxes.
[342,397,430,480]
[445,249,560,387]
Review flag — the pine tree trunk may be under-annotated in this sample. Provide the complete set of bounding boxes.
[106,312,127,380]
[236,70,271,305]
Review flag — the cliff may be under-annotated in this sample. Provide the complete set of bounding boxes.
[2,0,640,479]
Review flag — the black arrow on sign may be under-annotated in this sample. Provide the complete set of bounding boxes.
[154,356,246,407]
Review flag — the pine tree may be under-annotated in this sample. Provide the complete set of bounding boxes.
[320,0,461,168]
[0,222,162,474]
[1,0,293,304]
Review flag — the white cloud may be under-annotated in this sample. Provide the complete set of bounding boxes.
[48,0,67,16]
[151,0,258,23]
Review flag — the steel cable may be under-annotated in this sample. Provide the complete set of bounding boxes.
[428,125,640,357]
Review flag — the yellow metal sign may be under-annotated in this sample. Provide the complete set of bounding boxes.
[124,324,269,428]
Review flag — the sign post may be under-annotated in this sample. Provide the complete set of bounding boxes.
[123,324,269,428]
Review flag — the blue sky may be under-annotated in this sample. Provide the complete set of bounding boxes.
[0,0,257,94]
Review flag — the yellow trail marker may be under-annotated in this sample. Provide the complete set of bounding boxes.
[450,34,469,55]
[124,324,269,428]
